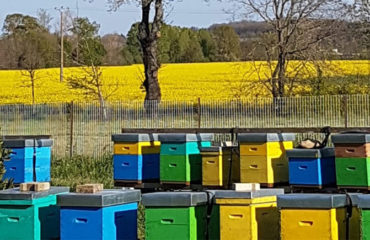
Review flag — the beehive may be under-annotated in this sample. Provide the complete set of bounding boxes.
[200,146,239,187]
[159,133,213,185]
[356,195,370,240]
[2,137,53,183]
[213,189,284,240]
[58,189,141,240]
[142,192,208,240]
[287,148,336,187]
[278,194,360,240]
[238,133,295,186]
[0,186,69,240]
[332,133,370,189]
[112,134,160,184]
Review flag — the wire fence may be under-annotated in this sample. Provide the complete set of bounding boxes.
[0,95,369,158]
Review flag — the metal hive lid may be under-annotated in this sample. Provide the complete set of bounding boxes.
[332,134,370,144]
[238,133,296,143]
[277,194,349,209]
[111,133,159,142]
[199,146,222,152]
[159,133,214,142]
[0,187,69,201]
[2,139,53,148]
[286,148,335,158]
[214,189,284,199]
[57,189,141,208]
[142,192,208,207]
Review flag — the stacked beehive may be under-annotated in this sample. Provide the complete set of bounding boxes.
[200,145,240,188]
[238,133,295,187]
[332,133,370,189]
[212,189,284,240]
[159,133,213,185]
[2,136,53,184]
[112,133,160,185]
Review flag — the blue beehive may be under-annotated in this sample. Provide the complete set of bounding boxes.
[2,138,53,184]
[57,189,141,240]
[287,148,336,187]
[112,134,160,184]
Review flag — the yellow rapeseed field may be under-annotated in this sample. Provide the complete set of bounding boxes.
[0,60,368,104]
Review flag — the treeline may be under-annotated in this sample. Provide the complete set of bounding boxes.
[0,12,368,70]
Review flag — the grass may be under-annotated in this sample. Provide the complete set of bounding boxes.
[51,155,145,239]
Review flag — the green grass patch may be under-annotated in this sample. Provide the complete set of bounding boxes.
[51,154,114,191]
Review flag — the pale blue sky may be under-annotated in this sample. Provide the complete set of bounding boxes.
[1,0,236,35]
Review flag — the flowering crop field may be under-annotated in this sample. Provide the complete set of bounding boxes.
[0,60,369,104]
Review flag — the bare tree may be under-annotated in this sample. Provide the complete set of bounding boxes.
[66,17,117,120]
[234,0,347,97]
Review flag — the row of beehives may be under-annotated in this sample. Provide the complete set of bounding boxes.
[112,133,370,189]
[2,185,370,240]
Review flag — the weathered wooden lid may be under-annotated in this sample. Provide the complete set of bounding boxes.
[0,187,69,201]
[238,133,296,143]
[159,133,214,142]
[2,139,53,148]
[286,148,335,158]
[277,194,350,209]
[57,189,141,208]
[214,189,284,199]
[111,133,159,142]
[142,192,208,207]
[332,134,370,144]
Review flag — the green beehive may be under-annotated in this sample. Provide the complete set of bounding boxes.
[0,187,69,240]
[142,192,208,240]
[159,134,213,185]
[333,133,370,189]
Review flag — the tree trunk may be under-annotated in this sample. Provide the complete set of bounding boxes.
[30,71,35,105]
[97,88,107,120]
[139,0,162,102]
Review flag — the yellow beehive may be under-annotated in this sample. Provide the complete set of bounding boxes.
[278,194,360,240]
[201,146,240,187]
[240,155,288,184]
[214,189,284,240]
[113,141,161,155]
[238,133,294,186]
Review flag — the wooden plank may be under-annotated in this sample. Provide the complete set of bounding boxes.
[122,127,370,134]
[233,183,260,192]
[76,184,103,194]
[20,182,50,192]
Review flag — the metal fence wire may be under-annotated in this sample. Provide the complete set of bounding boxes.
[0,95,369,158]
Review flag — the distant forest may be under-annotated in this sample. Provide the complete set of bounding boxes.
[0,12,368,70]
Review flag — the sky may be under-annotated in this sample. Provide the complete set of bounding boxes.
[0,0,237,35]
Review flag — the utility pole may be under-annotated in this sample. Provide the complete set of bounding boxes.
[55,7,67,82]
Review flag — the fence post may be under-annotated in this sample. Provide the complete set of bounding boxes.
[197,97,201,129]
[342,95,348,128]
[69,101,74,158]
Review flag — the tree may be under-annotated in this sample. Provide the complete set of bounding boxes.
[236,0,347,97]
[0,131,12,189]
[66,18,114,119]
[2,14,58,104]
[198,29,217,62]
[211,25,241,62]
[109,0,164,102]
